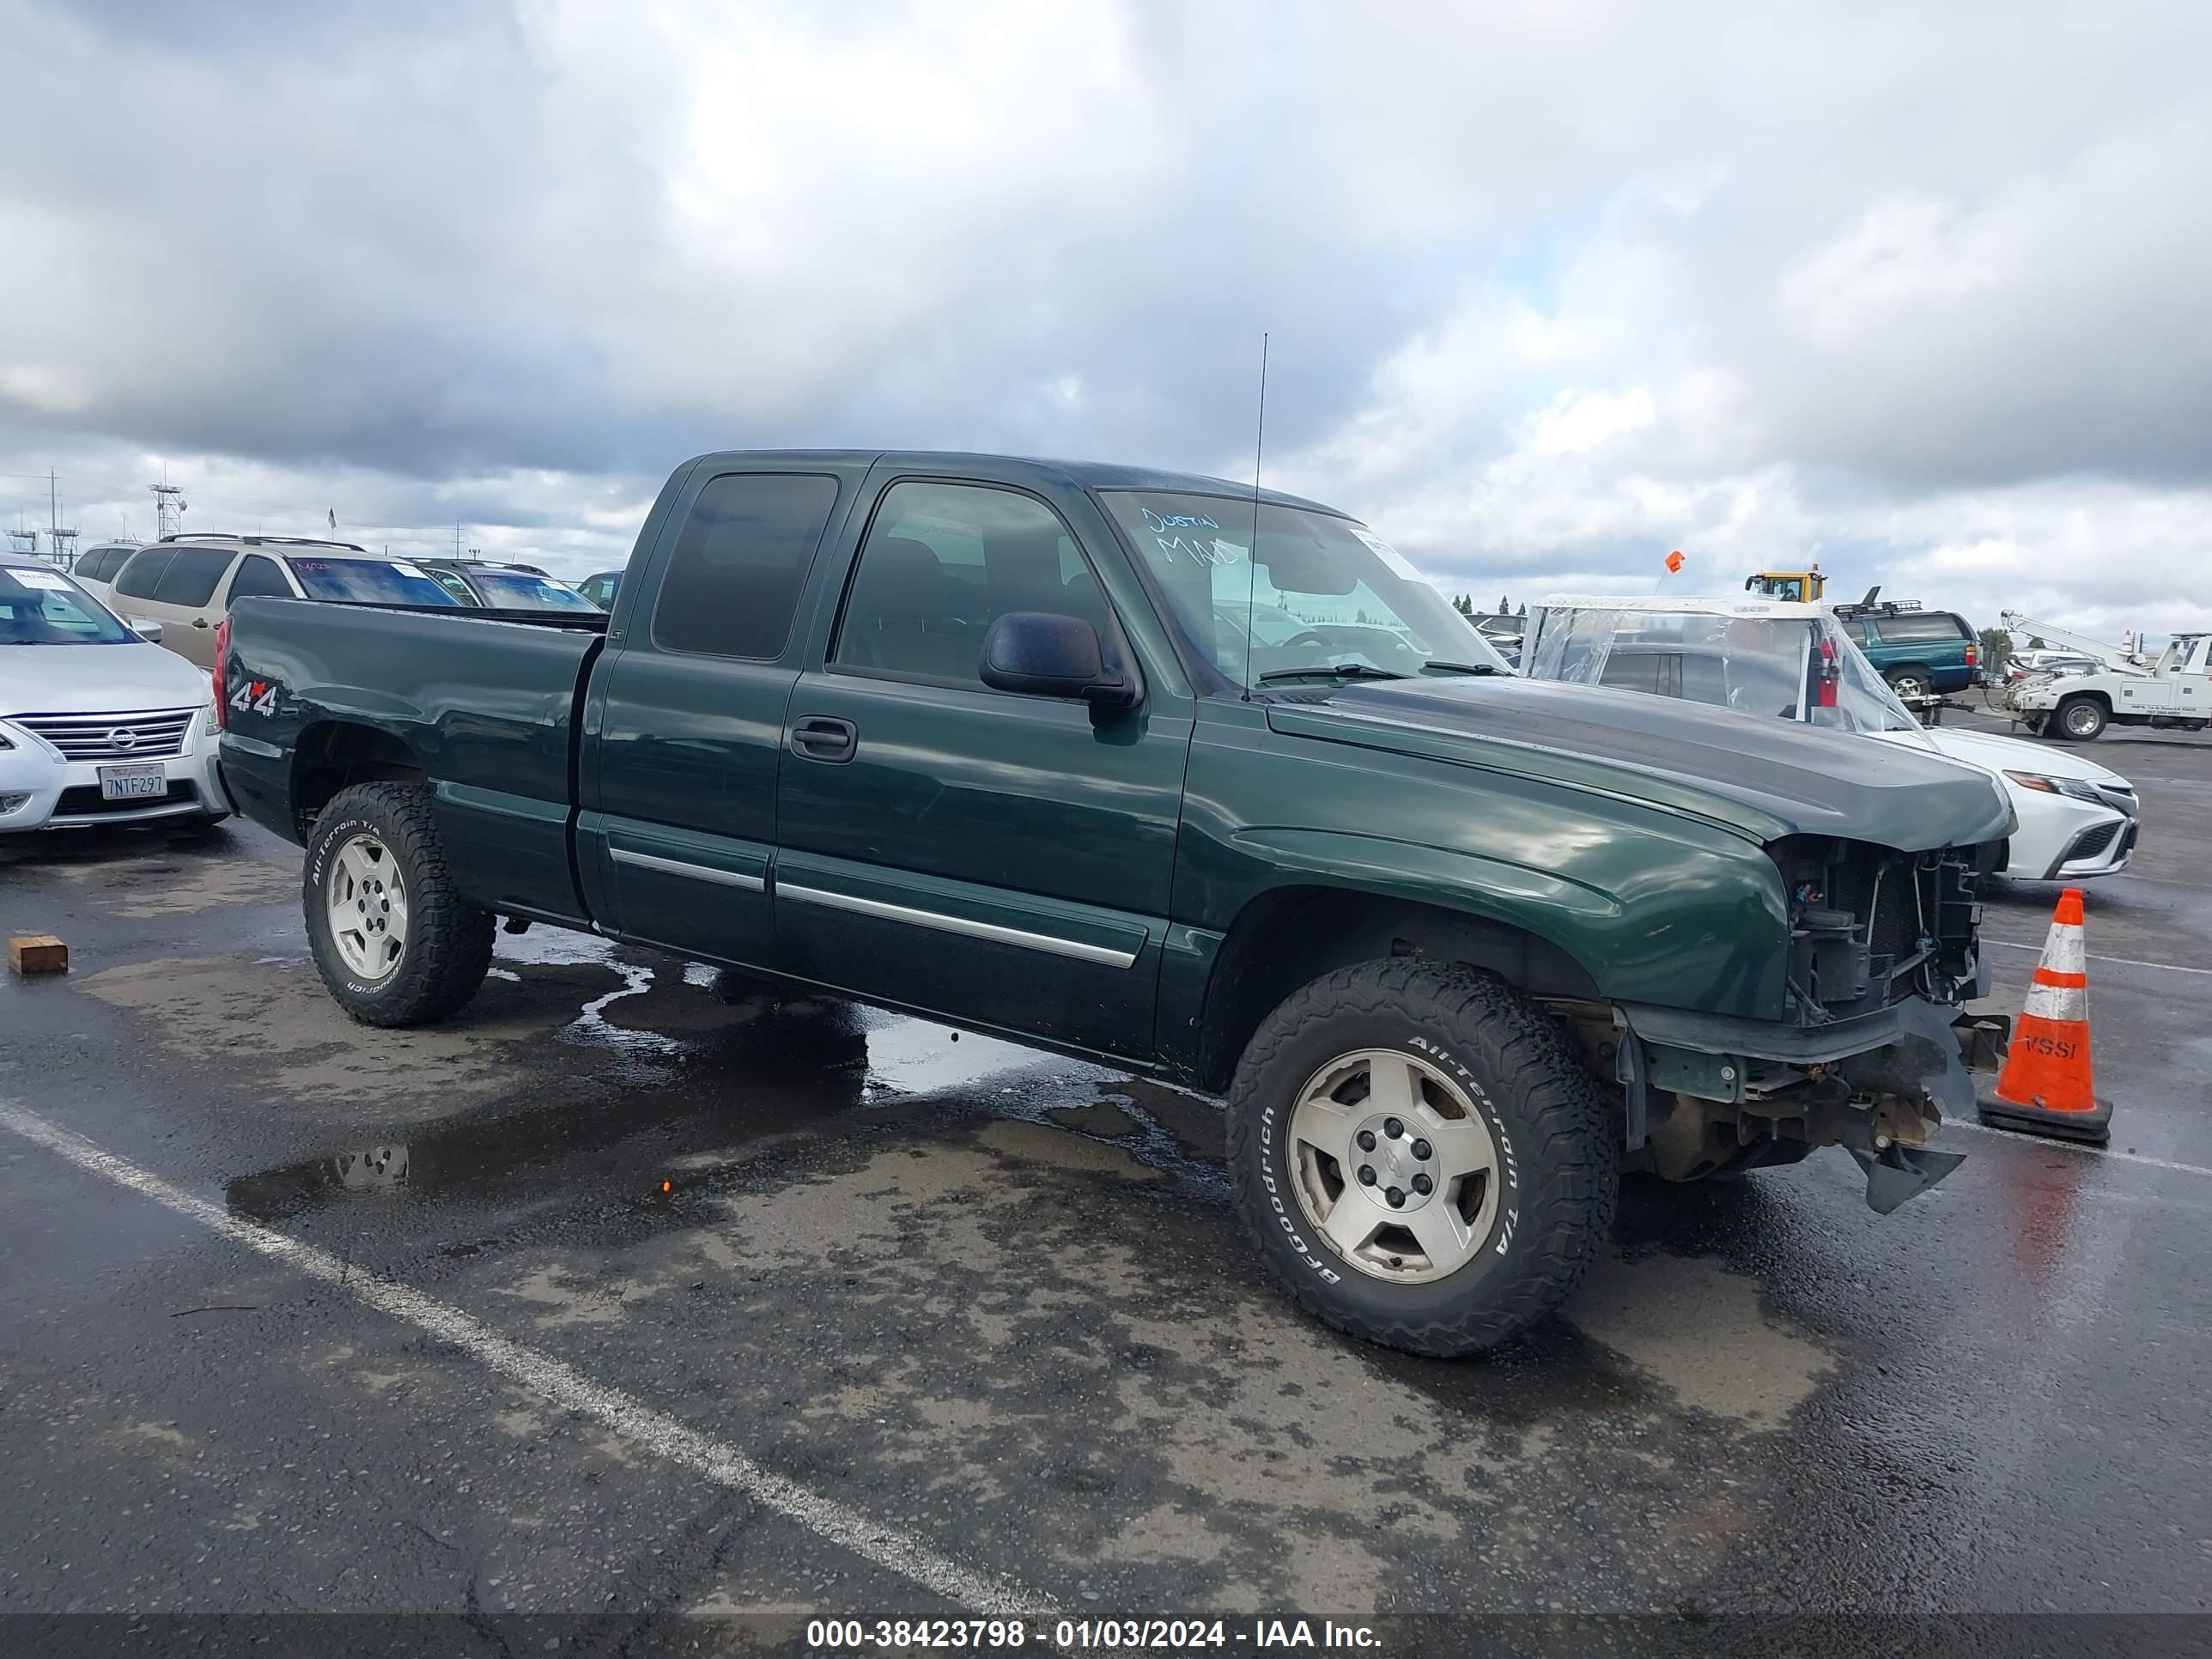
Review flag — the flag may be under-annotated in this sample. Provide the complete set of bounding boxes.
[328,507,337,532]
[1664,550,1685,574]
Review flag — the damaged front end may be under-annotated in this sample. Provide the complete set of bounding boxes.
[1594,835,2010,1213]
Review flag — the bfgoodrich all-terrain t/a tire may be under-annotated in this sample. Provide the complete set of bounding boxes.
[1227,959,1615,1358]
[303,782,495,1028]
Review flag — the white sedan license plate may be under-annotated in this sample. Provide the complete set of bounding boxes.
[98,763,168,801]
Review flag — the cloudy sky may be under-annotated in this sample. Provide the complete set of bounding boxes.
[4,0,2209,641]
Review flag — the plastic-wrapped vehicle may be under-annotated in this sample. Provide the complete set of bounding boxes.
[1525,596,2139,882]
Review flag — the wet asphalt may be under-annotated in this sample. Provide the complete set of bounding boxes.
[1,706,2208,1647]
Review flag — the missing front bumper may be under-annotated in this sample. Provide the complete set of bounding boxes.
[1611,999,2002,1212]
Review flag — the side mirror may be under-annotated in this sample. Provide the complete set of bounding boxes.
[129,617,163,643]
[981,612,1140,708]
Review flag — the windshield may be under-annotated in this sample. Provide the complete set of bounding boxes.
[467,571,599,611]
[0,564,137,644]
[287,558,463,606]
[1526,605,1924,735]
[1099,492,1510,690]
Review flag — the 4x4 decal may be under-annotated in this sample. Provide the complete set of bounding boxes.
[228,679,279,719]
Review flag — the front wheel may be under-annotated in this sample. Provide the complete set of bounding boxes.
[2051,694,2107,741]
[303,782,494,1027]
[1226,960,1614,1358]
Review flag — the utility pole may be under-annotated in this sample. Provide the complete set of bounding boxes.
[149,480,185,539]
[454,522,465,560]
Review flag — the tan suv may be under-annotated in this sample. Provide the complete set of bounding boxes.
[104,536,461,665]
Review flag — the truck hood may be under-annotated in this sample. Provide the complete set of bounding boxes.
[1276,677,2015,851]
[0,642,212,718]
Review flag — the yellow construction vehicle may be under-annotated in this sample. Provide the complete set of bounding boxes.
[1744,567,1826,603]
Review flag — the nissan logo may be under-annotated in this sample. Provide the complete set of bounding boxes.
[107,727,139,750]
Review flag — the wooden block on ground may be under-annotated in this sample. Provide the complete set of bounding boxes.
[8,935,67,975]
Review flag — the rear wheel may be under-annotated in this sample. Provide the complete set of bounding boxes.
[304,782,493,1026]
[1226,959,1614,1358]
[2052,694,2107,741]
[1885,667,1931,702]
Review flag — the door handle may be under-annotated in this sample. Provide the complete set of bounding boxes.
[790,715,858,763]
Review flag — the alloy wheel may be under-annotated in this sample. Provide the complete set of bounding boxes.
[1286,1048,1502,1283]
[325,831,409,981]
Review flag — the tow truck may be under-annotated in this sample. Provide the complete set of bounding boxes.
[1996,611,2145,677]
[2008,632,2212,741]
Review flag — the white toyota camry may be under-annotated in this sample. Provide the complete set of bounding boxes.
[0,554,231,833]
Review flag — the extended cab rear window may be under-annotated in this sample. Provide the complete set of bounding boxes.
[652,473,841,659]
[285,558,461,605]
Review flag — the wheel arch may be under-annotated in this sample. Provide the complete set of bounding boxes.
[290,720,430,837]
[1191,884,1604,1094]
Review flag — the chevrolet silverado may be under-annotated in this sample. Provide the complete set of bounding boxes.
[219,451,2014,1356]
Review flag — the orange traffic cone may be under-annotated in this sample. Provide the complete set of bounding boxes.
[1977,888,2112,1145]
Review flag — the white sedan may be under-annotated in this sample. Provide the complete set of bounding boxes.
[0,556,231,832]
[1872,725,2136,881]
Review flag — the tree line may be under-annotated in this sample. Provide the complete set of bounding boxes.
[1451,594,1525,619]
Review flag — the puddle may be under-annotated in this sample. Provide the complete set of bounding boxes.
[216,973,1234,1224]
[221,1000,873,1223]
[218,986,1149,1224]
[854,1012,1072,1097]
[193,918,1237,1224]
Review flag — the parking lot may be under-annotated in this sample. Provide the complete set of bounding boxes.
[3,707,2208,1647]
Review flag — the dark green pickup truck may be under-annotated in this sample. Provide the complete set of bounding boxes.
[220,451,2013,1357]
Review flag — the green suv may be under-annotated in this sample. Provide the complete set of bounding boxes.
[1836,602,1981,698]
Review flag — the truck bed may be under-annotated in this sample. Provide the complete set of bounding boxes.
[222,598,605,921]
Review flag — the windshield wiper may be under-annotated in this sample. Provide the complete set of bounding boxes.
[1255,663,1408,684]
[1421,660,1499,676]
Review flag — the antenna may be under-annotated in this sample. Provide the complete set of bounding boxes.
[1240,331,1269,701]
[46,468,76,567]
